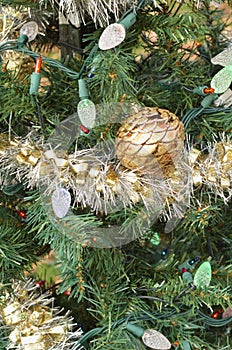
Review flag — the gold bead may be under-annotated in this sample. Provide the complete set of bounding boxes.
[3,302,22,325]
[105,168,118,186]
[188,148,201,165]
[192,168,203,187]
[28,150,42,166]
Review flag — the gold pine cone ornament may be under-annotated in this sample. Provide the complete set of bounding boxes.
[115,107,185,177]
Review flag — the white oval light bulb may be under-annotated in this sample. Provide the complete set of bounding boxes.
[98,23,126,50]
[193,261,212,289]
[78,99,96,129]
[52,187,71,219]
[20,21,39,42]
[142,329,171,349]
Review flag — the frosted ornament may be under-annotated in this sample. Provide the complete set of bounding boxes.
[98,23,126,50]
[51,188,71,219]
[20,21,39,42]
[211,46,232,67]
[210,65,232,94]
[194,261,212,289]
[211,47,232,94]
[214,88,232,107]
[142,329,171,350]
[77,99,96,129]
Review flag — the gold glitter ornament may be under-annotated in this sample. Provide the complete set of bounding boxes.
[115,107,185,177]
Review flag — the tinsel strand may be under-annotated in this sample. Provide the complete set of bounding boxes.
[0,280,83,350]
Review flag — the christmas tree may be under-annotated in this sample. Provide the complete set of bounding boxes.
[0,0,232,349]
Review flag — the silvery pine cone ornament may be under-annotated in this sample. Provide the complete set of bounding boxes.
[115,107,185,177]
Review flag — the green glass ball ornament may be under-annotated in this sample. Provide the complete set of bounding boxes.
[193,261,212,289]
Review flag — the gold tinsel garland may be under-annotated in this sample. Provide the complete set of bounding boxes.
[0,280,83,350]
[189,139,232,202]
[58,0,137,26]
[0,132,231,219]
[0,132,191,220]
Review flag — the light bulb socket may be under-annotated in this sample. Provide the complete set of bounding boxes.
[178,261,191,271]
[126,323,145,338]
[193,86,209,96]
[119,12,137,30]
[197,44,207,55]
[182,271,193,283]
[126,323,144,338]
[30,72,41,95]
[188,257,200,266]
[201,93,218,108]
[79,128,93,138]
[178,257,200,272]
[182,340,192,350]
[78,79,89,100]
[17,34,28,46]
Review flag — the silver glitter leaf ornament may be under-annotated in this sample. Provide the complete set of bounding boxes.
[142,329,171,349]
[211,65,232,94]
[211,46,232,67]
[52,188,71,219]
[211,47,232,94]
[194,261,212,289]
[214,88,232,107]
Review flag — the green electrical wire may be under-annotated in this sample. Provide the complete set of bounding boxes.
[77,308,205,346]
[182,107,205,129]
[198,311,232,327]
[182,106,232,129]
[0,43,81,79]
[77,306,232,348]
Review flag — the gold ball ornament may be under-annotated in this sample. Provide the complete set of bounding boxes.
[115,107,185,177]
